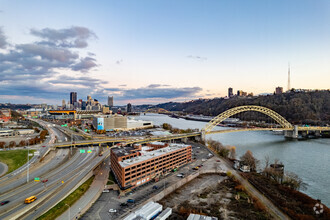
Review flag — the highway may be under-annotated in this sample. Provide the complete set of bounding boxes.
[0,119,97,219]
[0,146,105,219]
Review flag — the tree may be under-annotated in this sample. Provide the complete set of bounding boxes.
[283,171,306,190]
[240,150,259,171]
[229,146,236,159]
[162,123,172,130]
[19,140,26,147]
[8,141,16,148]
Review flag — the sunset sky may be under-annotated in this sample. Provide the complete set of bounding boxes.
[0,0,329,105]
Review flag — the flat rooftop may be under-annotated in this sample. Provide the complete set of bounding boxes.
[119,143,190,168]
[112,146,137,157]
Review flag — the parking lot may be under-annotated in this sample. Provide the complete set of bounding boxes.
[81,142,213,220]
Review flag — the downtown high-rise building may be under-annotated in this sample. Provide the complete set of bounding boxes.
[228,87,233,98]
[108,96,114,107]
[70,92,77,105]
[127,103,132,113]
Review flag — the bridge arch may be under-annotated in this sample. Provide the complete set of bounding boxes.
[203,105,293,133]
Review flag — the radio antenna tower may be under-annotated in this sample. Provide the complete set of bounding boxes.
[287,63,291,91]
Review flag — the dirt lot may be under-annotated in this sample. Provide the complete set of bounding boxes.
[159,174,270,220]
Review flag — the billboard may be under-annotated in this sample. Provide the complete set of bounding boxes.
[97,118,104,130]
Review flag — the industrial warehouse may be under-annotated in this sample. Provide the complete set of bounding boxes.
[110,142,192,189]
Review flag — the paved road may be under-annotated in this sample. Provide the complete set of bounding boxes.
[0,147,103,220]
[58,158,110,220]
[82,142,211,220]
[0,162,8,177]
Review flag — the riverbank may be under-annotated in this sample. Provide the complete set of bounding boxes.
[242,172,330,219]
[137,113,330,206]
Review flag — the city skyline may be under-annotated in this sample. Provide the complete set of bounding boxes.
[0,0,330,105]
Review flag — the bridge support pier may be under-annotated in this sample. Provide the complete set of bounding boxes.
[284,125,299,139]
[201,130,206,143]
[181,137,188,143]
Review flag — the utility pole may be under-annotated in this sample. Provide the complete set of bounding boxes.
[71,133,73,156]
[287,63,291,91]
[27,137,31,183]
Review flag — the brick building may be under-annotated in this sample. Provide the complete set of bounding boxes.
[110,142,192,189]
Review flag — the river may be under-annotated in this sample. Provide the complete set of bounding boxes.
[136,113,330,206]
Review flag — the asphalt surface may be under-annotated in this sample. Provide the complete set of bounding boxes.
[82,142,211,220]
[58,158,110,220]
[0,147,103,220]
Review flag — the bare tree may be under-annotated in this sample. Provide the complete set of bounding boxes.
[229,146,236,159]
[283,171,307,190]
[240,150,259,171]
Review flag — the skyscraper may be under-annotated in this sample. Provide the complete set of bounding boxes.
[62,100,66,107]
[127,103,132,113]
[70,92,77,105]
[275,87,283,95]
[108,96,114,107]
[228,87,233,98]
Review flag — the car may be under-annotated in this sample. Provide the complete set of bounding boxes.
[99,153,103,156]
[1,201,9,206]
[42,179,48,183]
[193,167,199,170]
[102,189,110,193]
[42,146,46,147]
[127,199,135,203]
[109,209,117,213]
[152,186,158,190]
[120,202,128,207]
[216,160,221,162]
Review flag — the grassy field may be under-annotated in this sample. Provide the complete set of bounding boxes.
[0,149,35,174]
[37,175,95,220]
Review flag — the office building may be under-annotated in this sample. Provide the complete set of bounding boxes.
[110,142,192,189]
[70,92,77,105]
[62,100,66,108]
[92,115,128,131]
[228,87,233,98]
[275,86,283,95]
[127,103,132,113]
[108,96,114,107]
[237,90,243,96]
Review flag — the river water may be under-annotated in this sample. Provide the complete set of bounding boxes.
[136,113,330,206]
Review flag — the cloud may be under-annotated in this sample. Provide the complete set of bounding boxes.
[72,57,98,72]
[0,26,102,103]
[116,59,123,65]
[187,55,207,61]
[116,86,202,100]
[147,84,170,88]
[30,26,96,48]
[0,27,8,49]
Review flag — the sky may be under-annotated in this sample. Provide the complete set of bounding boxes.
[0,0,329,105]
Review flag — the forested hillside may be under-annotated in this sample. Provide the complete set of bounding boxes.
[156,90,330,125]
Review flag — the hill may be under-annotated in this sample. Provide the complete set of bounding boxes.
[155,90,330,126]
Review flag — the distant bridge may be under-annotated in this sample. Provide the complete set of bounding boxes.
[53,105,330,148]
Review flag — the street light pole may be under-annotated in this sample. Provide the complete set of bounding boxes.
[27,137,31,183]
[71,133,73,156]
[65,204,70,220]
